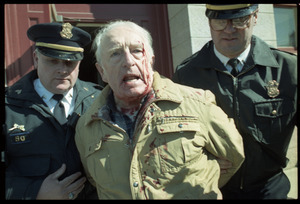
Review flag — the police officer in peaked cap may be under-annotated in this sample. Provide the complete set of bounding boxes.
[173,4,297,199]
[5,22,100,199]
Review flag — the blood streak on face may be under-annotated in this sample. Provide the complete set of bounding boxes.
[139,42,153,96]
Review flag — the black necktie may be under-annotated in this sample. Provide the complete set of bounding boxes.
[52,94,67,125]
[228,58,239,77]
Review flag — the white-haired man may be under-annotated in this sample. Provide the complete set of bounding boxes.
[75,20,245,199]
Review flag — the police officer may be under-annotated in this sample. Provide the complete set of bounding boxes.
[5,22,101,199]
[173,4,297,199]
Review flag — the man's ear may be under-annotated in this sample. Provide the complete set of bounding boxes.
[95,62,108,83]
[253,10,259,25]
[150,55,155,67]
[33,51,38,69]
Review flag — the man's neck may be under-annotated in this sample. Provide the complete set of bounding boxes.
[214,44,251,62]
[114,95,143,110]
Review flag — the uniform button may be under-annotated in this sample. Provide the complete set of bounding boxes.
[147,125,151,133]
[178,123,183,128]
[133,181,139,187]
[271,110,277,115]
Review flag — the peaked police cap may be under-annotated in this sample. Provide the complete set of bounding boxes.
[206,4,258,19]
[27,22,91,61]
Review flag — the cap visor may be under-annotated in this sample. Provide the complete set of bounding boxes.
[37,47,83,61]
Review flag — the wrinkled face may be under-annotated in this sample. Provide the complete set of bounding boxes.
[209,13,257,58]
[96,26,154,104]
[34,51,80,94]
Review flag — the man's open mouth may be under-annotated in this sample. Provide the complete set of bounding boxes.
[123,75,141,82]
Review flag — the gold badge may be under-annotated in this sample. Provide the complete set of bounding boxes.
[60,23,73,39]
[266,80,280,98]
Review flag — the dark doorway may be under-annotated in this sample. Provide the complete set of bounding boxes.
[77,26,107,89]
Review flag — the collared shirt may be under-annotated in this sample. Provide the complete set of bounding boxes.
[106,90,155,139]
[214,44,251,73]
[33,78,74,117]
[106,91,136,138]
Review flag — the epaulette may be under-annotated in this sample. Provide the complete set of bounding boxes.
[270,47,297,56]
[176,51,200,71]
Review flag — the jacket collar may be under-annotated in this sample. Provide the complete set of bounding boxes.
[152,71,183,103]
[248,35,280,68]
[73,78,99,107]
[6,70,44,104]
[195,35,280,70]
[85,71,183,125]
[6,69,99,107]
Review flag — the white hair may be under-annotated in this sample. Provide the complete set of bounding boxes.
[92,20,154,67]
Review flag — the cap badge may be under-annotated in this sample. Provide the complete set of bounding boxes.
[266,80,280,98]
[60,23,73,39]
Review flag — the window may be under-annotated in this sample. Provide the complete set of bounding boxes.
[273,4,297,54]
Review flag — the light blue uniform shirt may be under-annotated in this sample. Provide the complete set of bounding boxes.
[214,44,251,73]
[33,78,74,118]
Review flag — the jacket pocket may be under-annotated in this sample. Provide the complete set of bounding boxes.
[254,98,295,144]
[84,140,113,184]
[156,116,204,173]
[11,155,50,177]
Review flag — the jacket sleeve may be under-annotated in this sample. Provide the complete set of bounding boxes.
[201,90,245,188]
[75,117,97,188]
[5,165,44,199]
[4,121,44,200]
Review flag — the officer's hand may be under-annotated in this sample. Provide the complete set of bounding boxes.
[36,163,86,200]
[217,158,233,174]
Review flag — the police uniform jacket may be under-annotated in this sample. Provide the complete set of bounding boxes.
[173,35,297,192]
[5,70,101,199]
[75,71,245,199]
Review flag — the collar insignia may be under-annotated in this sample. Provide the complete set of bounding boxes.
[15,89,22,94]
[9,123,25,132]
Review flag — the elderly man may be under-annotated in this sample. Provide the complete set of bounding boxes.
[75,20,244,199]
[5,22,100,199]
[173,4,297,199]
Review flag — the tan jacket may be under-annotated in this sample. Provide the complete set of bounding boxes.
[75,72,244,199]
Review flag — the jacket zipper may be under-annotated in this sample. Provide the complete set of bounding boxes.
[215,65,256,190]
[233,65,256,190]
